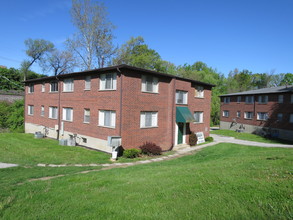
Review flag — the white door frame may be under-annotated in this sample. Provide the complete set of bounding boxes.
[174,122,186,145]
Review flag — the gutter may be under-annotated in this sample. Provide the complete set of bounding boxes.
[117,67,122,137]
[56,76,61,140]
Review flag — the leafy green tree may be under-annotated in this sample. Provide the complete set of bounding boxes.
[0,101,11,129]
[7,99,24,132]
[0,67,23,90]
[251,73,272,89]
[280,73,293,85]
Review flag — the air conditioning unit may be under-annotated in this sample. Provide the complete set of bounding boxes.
[59,139,68,146]
[34,131,44,139]
[67,136,76,146]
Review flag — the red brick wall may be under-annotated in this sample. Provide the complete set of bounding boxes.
[220,94,293,130]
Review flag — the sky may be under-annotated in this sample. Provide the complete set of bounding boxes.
[0,0,292,76]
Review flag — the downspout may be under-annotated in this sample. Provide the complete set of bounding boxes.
[117,67,122,137]
[56,76,61,140]
[171,77,176,149]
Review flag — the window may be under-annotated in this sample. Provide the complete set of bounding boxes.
[141,75,158,93]
[85,76,91,90]
[41,106,44,117]
[63,78,74,92]
[244,112,253,119]
[62,108,73,121]
[278,95,284,103]
[84,109,90,123]
[49,107,58,119]
[223,97,230,104]
[291,94,293,104]
[41,83,45,92]
[100,73,117,90]
[290,114,293,123]
[194,112,203,123]
[28,84,34,93]
[176,90,188,104]
[237,111,241,118]
[277,113,283,122]
[140,111,158,128]
[99,110,116,128]
[258,95,268,104]
[50,81,58,92]
[28,105,34,115]
[223,110,229,117]
[257,112,268,121]
[195,86,204,98]
[237,96,241,103]
[245,96,254,104]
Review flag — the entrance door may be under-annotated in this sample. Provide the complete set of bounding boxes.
[177,123,184,144]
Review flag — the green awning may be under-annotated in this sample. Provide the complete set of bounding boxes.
[176,107,195,123]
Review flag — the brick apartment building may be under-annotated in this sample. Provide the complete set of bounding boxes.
[220,85,293,141]
[24,65,214,153]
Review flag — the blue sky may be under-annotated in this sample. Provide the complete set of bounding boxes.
[0,0,292,76]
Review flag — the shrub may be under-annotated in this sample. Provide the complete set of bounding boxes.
[123,148,141,158]
[7,99,24,132]
[205,136,214,142]
[139,142,162,156]
[189,133,198,146]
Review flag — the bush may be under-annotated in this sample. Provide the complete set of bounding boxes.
[7,99,24,132]
[139,142,162,156]
[123,148,141,158]
[205,136,214,142]
[189,133,197,146]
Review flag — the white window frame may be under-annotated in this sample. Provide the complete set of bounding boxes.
[195,86,204,98]
[176,90,188,104]
[257,112,268,121]
[84,109,90,123]
[63,78,74,92]
[100,73,117,90]
[28,105,34,115]
[194,111,203,123]
[99,110,116,128]
[223,110,229,117]
[41,106,44,117]
[291,94,293,104]
[290,114,293,123]
[141,75,159,93]
[223,97,230,104]
[237,96,241,103]
[277,113,283,122]
[41,83,45,92]
[62,108,73,121]
[245,96,254,104]
[49,106,58,119]
[258,95,268,104]
[244,112,253,119]
[278,95,284,103]
[140,111,158,128]
[85,76,91,90]
[28,84,34,93]
[50,81,58,92]
[237,111,241,118]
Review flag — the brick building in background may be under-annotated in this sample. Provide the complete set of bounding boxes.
[220,85,293,141]
[24,65,214,153]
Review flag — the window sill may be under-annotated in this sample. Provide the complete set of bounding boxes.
[62,91,74,93]
[84,89,91,91]
[194,96,204,99]
[63,120,73,122]
[98,125,115,129]
[176,103,188,105]
[83,122,90,124]
[141,91,159,94]
[49,91,59,93]
[99,89,116,91]
[140,126,158,129]
[28,114,33,116]
[256,119,268,121]
[244,118,253,120]
[193,122,204,124]
[49,118,58,120]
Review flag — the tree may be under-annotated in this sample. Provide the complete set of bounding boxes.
[112,36,164,71]
[41,49,77,75]
[22,39,54,80]
[280,73,293,85]
[251,73,272,89]
[67,0,115,70]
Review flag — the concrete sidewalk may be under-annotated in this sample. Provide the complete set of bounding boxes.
[210,134,293,148]
[0,162,18,169]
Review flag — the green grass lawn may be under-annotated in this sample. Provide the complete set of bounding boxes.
[1,141,292,219]
[0,133,111,165]
[211,129,293,144]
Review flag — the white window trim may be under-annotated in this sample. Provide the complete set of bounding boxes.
[41,83,45,93]
[257,112,268,121]
[41,106,45,117]
[141,75,159,93]
[176,90,188,105]
[28,84,34,93]
[98,110,116,128]
[84,76,91,90]
[140,111,158,128]
[237,111,241,118]
[223,110,229,117]
[49,107,58,119]
[100,73,117,91]
[194,111,203,123]
[28,105,34,115]
[84,109,90,123]
[62,108,73,122]
[50,82,58,92]
[244,112,253,119]
[291,94,293,104]
[63,78,74,92]
[195,86,204,98]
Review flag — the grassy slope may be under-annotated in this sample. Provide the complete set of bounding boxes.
[0,133,111,165]
[1,143,292,219]
[211,129,293,144]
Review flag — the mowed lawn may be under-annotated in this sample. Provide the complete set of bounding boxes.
[0,134,292,219]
